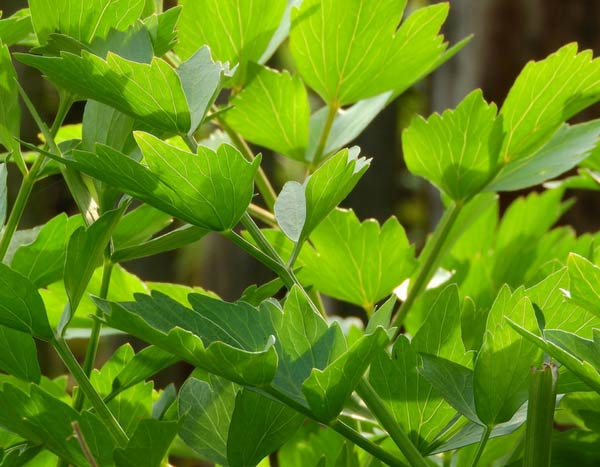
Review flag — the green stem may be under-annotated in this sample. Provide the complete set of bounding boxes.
[470,426,491,467]
[216,116,277,210]
[523,363,558,467]
[391,201,463,332]
[262,387,406,467]
[52,338,129,446]
[248,203,277,227]
[313,104,339,166]
[355,380,428,467]
[73,259,114,411]
[0,91,73,260]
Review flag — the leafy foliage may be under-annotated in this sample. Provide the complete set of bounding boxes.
[1,1,600,466]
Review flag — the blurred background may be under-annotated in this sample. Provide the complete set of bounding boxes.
[3,0,600,377]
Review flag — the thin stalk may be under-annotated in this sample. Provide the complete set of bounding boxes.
[216,116,277,210]
[248,203,277,227]
[262,386,406,467]
[73,259,115,412]
[0,90,73,260]
[355,380,428,467]
[52,338,129,446]
[470,426,491,467]
[391,201,463,332]
[523,363,558,467]
[312,104,339,166]
[287,239,303,268]
[72,422,99,467]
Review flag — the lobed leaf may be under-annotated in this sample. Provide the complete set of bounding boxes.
[275,147,370,243]
[17,51,191,134]
[29,0,145,45]
[500,43,600,161]
[300,208,416,310]
[568,253,600,317]
[0,9,35,47]
[290,1,458,106]
[0,43,23,172]
[175,0,286,85]
[114,419,178,467]
[0,326,41,383]
[224,63,310,161]
[403,90,501,201]
[0,263,53,340]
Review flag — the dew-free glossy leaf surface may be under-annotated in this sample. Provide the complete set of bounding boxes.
[0,327,41,383]
[0,9,34,46]
[59,136,259,231]
[474,295,543,425]
[225,64,310,161]
[17,51,191,134]
[0,43,22,169]
[403,90,501,201]
[29,0,144,44]
[10,213,82,287]
[114,419,178,467]
[300,208,415,310]
[290,1,455,105]
[500,44,600,161]
[275,147,369,243]
[176,0,286,84]
[0,263,53,340]
[487,120,600,191]
[568,253,600,317]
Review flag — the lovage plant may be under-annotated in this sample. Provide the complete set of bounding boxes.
[1,1,600,466]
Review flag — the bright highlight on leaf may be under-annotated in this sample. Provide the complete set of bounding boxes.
[403,90,501,201]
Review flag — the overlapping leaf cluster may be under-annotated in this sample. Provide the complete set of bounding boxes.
[0,1,600,466]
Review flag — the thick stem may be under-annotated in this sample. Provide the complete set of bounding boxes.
[216,116,277,210]
[470,426,491,467]
[52,338,129,446]
[313,104,339,166]
[523,363,558,467]
[355,380,428,467]
[391,201,463,332]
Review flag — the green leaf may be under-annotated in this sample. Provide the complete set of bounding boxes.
[114,419,178,467]
[58,135,259,231]
[111,345,178,397]
[143,6,181,56]
[290,1,456,105]
[0,263,53,340]
[275,147,370,243]
[59,208,123,335]
[227,389,303,467]
[179,376,302,467]
[474,296,544,425]
[365,295,396,334]
[302,326,389,422]
[371,337,460,452]
[300,208,415,310]
[175,0,286,85]
[568,253,600,317]
[507,320,600,393]
[0,9,35,47]
[546,330,600,371]
[418,354,480,424]
[487,119,600,191]
[178,376,236,466]
[112,205,173,251]
[0,163,5,227]
[177,46,226,135]
[0,43,23,172]
[403,90,501,201]
[17,51,191,134]
[0,384,114,467]
[29,0,145,45]
[97,292,278,386]
[224,63,310,161]
[500,43,600,161]
[11,213,83,287]
[81,100,135,154]
[271,286,346,406]
[0,327,41,383]
[111,224,207,263]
